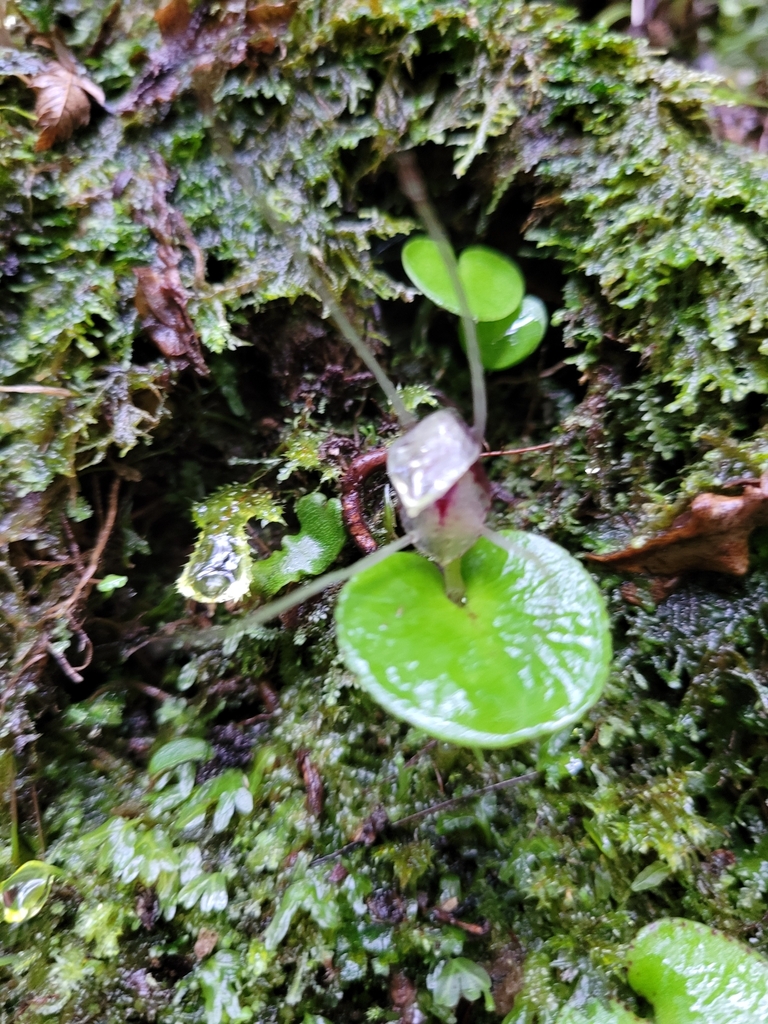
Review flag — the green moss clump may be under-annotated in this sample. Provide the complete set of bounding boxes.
[3,1,768,1022]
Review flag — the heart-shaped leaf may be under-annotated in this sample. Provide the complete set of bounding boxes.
[627,918,768,1024]
[402,237,524,323]
[335,531,611,747]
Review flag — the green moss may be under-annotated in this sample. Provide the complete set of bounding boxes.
[3,0,768,1021]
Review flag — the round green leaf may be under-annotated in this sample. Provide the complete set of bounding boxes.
[335,531,611,747]
[461,295,549,370]
[402,237,524,322]
[627,918,768,1024]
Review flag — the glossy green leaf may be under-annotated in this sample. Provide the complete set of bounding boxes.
[627,918,768,1024]
[469,295,549,370]
[148,737,212,776]
[402,237,524,322]
[252,492,345,598]
[0,861,60,924]
[335,531,611,747]
[96,574,128,594]
[178,871,229,913]
[555,999,643,1024]
[174,770,253,832]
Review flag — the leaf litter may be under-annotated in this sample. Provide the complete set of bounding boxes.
[590,475,768,577]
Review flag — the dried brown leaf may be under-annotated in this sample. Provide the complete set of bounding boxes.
[193,928,218,961]
[28,62,105,151]
[155,0,192,40]
[589,476,768,577]
[134,266,208,376]
[245,1,297,54]
[296,748,324,816]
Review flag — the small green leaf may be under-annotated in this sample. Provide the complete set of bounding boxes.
[148,738,212,776]
[178,872,228,913]
[0,861,60,924]
[335,531,611,747]
[252,492,345,598]
[428,957,495,1012]
[627,918,768,1024]
[462,294,549,370]
[402,237,524,322]
[96,574,128,594]
[630,860,671,892]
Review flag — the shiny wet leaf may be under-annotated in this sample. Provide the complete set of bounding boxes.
[252,492,345,598]
[335,531,611,747]
[402,238,524,323]
[627,917,768,1024]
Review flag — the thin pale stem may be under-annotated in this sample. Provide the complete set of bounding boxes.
[481,442,555,458]
[443,558,466,604]
[168,533,417,651]
[397,153,487,442]
[235,532,414,627]
[211,122,415,428]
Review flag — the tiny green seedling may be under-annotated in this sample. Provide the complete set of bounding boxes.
[182,151,610,748]
[401,235,549,370]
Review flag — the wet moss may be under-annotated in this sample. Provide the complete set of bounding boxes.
[3,1,768,1022]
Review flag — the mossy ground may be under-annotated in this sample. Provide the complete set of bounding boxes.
[2,1,768,1021]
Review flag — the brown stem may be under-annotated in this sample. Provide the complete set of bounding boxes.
[340,448,388,554]
[47,477,120,621]
[481,442,555,458]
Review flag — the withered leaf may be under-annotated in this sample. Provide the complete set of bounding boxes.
[134,266,208,376]
[193,927,218,961]
[296,748,324,817]
[28,62,105,151]
[246,1,298,54]
[486,939,526,1016]
[589,476,768,577]
[155,0,192,40]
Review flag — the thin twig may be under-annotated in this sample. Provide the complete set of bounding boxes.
[47,477,120,620]
[392,771,539,829]
[481,442,555,458]
[0,384,73,396]
[46,642,84,683]
[311,770,539,865]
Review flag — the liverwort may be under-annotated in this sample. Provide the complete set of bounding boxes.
[191,142,611,748]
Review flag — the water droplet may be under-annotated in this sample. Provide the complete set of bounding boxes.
[1,861,59,923]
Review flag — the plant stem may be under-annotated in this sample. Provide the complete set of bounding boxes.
[443,558,466,604]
